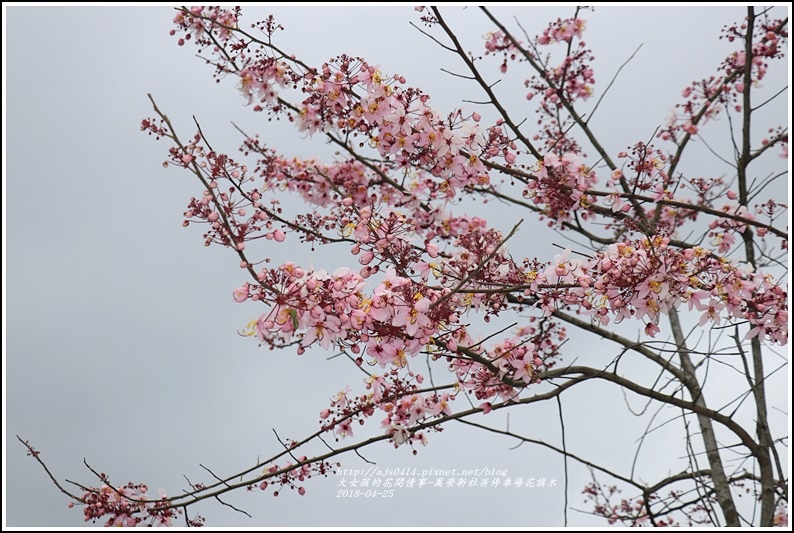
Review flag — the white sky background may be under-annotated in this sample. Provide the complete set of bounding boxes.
[3,3,790,528]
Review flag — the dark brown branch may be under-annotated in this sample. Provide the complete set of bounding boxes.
[540,365,759,457]
[432,7,543,159]
[16,436,85,502]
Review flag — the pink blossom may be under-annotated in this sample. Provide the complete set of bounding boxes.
[644,322,660,337]
[336,419,353,438]
[302,315,341,350]
[388,423,410,447]
[232,283,249,303]
[512,352,536,383]
[699,302,725,326]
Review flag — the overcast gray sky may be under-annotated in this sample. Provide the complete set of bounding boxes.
[4,4,789,528]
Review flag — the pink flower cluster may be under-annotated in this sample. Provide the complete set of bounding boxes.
[379,390,454,448]
[582,481,687,526]
[519,18,594,154]
[237,59,290,105]
[527,237,787,345]
[452,322,564,402]
[523,152,598,225]
[707,201,756,254]
[240,137,414,211]
[293,57,496,191]
[583,478,789,527]
[313,314,564,448]
[171,6,239,47]
[483,30,521,74]
[538,17,587,45]
[247,264,457,364]
[253,455,337,497]
[79,483,183,527]
[317,368,436,448]
[660,15,787,142]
